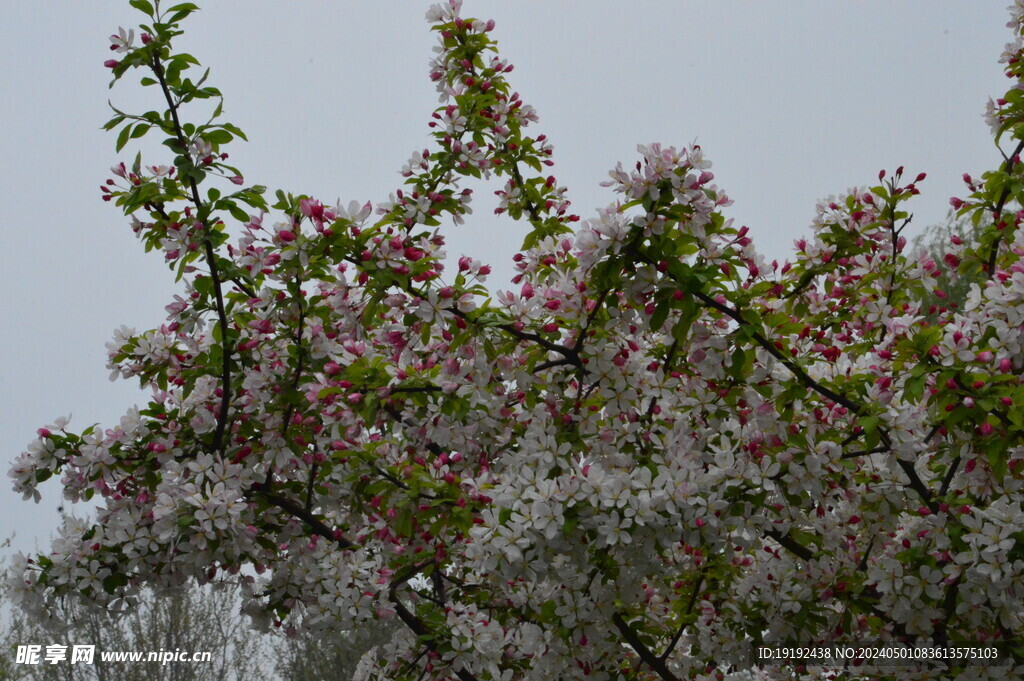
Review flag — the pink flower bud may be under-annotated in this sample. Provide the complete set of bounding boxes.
[277,230,296,242]
[104,59,120,68]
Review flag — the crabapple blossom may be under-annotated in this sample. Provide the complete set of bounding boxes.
[12,2,1024,681]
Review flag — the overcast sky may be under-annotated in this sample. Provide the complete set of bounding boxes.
[0,1,1014,556]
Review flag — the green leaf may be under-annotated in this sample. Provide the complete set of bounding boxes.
[102,573,129,595]
[728,346,750,381]
[103,114,126,131]
[168,7,197,24]
[129,0,155,16]
[986,438,1009,478]
[165,59,184,86]
[193,275,213,296]
[204,129,233,145]
[166,2,200,13]
[115,124,133,152]
[650,300,670,332]
[222,122,248,141]
[904,367,928,402]
[228,204,250,223]
[395,508,413,537]
[860,415,881,449]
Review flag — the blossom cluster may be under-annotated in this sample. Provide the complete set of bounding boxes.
[10,2,1024,681]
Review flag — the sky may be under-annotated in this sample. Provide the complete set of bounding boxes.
[0,1,1015,557]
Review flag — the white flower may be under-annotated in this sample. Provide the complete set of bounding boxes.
[109,27,134,54]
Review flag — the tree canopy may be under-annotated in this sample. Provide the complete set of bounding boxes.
[10,1,1024,679]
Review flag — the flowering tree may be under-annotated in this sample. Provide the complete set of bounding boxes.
[10,1,1024,679]
[2,577,274,681]
[911,210,990,319]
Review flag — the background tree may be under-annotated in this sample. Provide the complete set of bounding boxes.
[3,569,274,681]
[10,1,1024,680]
[912,209,986,317]
[274,618,399,681]
[4,562,402,681]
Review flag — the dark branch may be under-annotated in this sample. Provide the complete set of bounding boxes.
[986,138,1024,276]
[764,529,814,562]
[612,612,681,681]
[659,571,703,663]
[151,53,233,455]
[389,567,481,681]
[257,490,352,549]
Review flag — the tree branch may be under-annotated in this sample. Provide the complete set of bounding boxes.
[654,261,939,513]
[986,138,1024,276]
[151,53,233,455]
[256,490,352,549]
[265,273,308,488]
[765,529,814,562]
[389,567,481,681]
[611,612,681,681]
[659,570,703,663]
